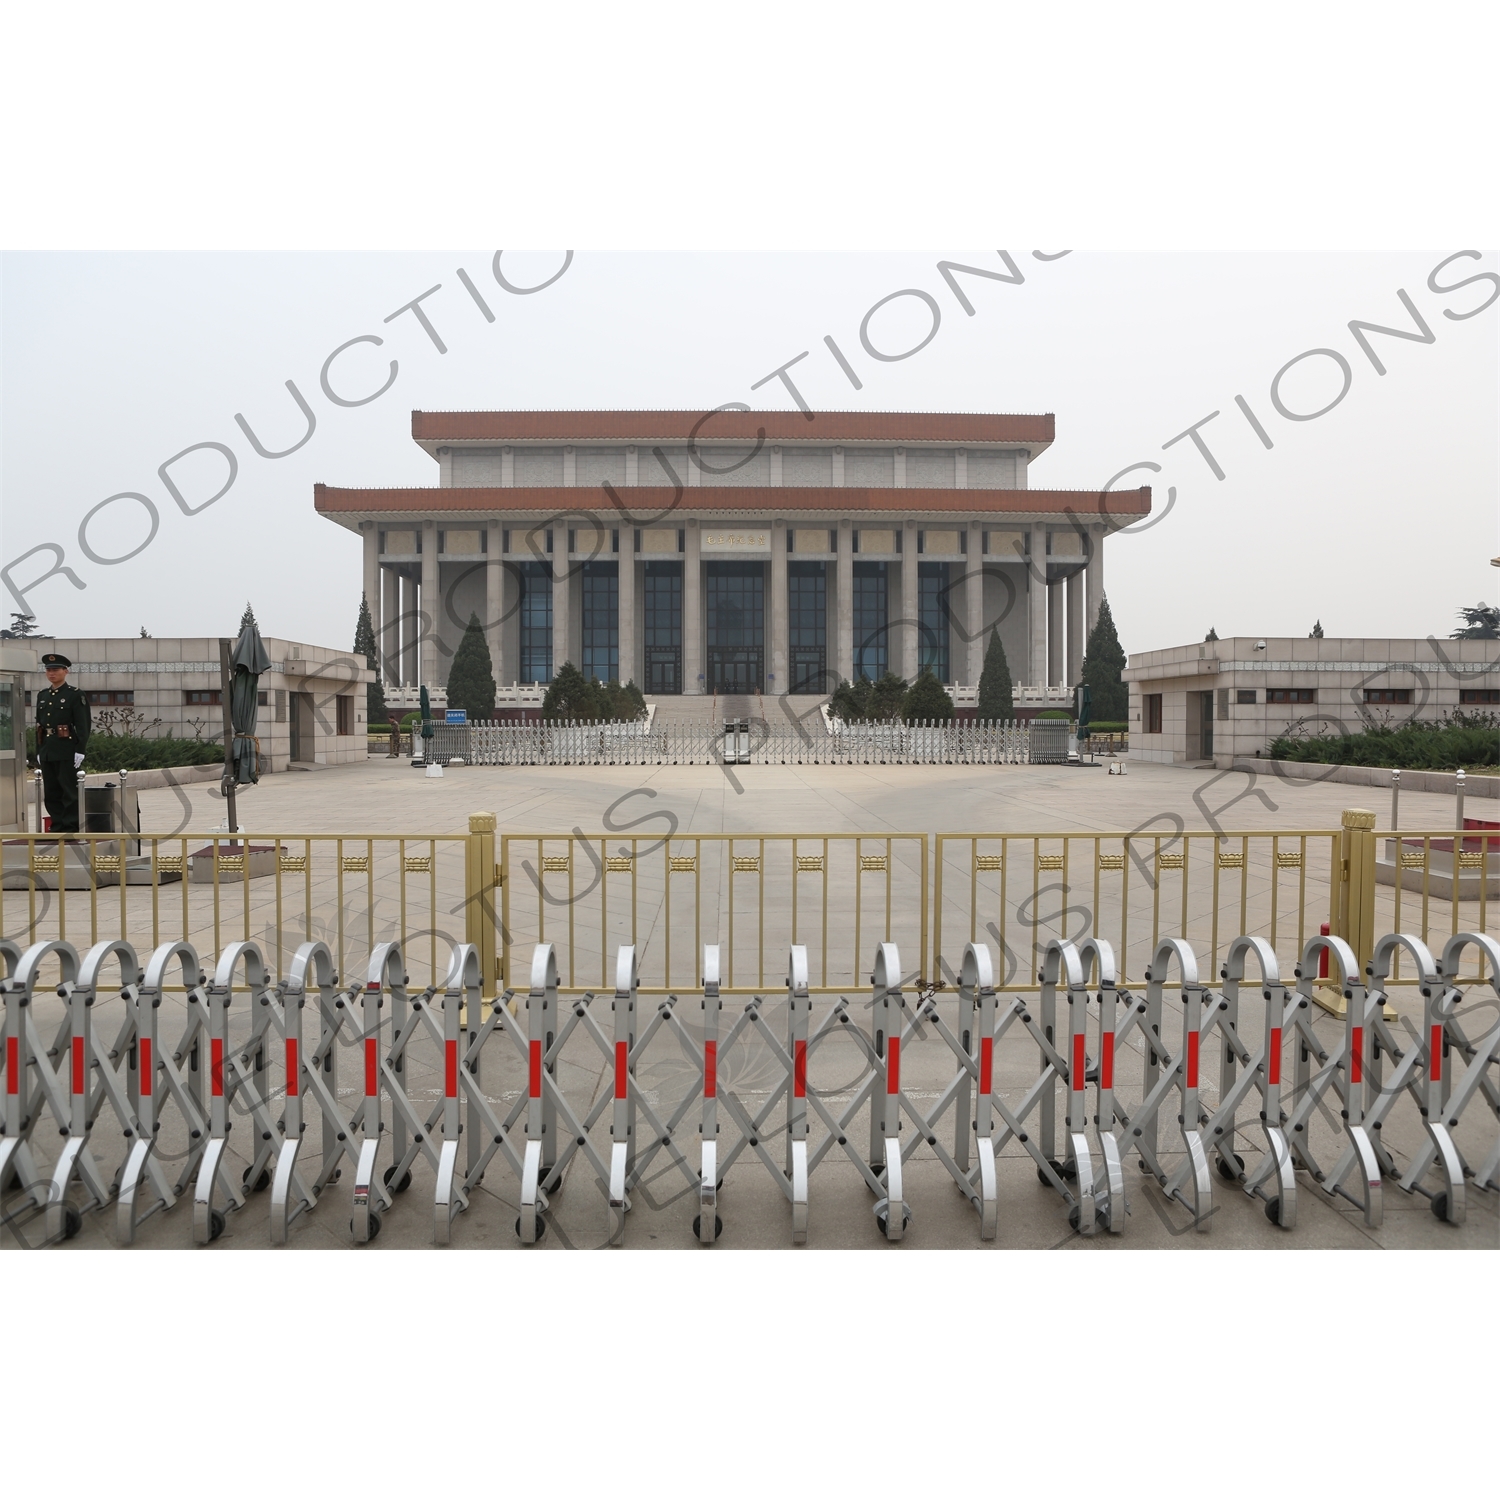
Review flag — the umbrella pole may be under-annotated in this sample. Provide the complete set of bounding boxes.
[218,637,239,847]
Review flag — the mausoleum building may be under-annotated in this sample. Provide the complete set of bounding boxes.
[315,411,1150,697]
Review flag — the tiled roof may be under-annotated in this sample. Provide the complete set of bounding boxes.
[315,483,1149,518]
[410,410,1055,445]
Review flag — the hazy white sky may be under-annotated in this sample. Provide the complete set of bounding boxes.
[2,249,1494,660]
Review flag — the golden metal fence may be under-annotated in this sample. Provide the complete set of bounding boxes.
[498,831,928,994]
[2,809,1488,998]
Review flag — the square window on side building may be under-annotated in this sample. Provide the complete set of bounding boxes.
[1236,689,1256,704]
[184,689,222,706]
[1363,688,1411,704]
[1460,688,1500,704]
[1266,688,1316,704]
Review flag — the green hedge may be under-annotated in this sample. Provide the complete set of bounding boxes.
[1081,721,1128,736]
[80,735,226,773]
[1267,721,1498,771]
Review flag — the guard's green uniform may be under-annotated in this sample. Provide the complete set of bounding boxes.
[35,671,91,833]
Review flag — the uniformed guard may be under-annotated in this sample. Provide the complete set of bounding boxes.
[35,652,91,834]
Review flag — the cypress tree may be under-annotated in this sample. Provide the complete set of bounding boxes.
[903,667,954,721]
[1079,596,1127,721]
[976,628,1014,721]
[239,601,258,632]
[1204,626,1219,642]
[353,592,387,724]
[870,671,909,721]
[542,661,600,720]
[446,613,497,718]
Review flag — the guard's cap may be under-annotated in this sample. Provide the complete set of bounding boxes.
[40,653,71,669]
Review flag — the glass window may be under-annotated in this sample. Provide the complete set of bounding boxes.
[518,561,553,684]
[918,562,950,681]
[85,690,135,706]
[336,695,354,735]
[644,561,683,694]
[1363,688,1411,704]
[706,561,765,693]
[852,561,888,681]
[1266,688,1316,704]
[0,683,11,752]
[1460,688,1500,704]
[1235,689,1256,704]
[581,561,619,683]
[1143,693,1163,734]
[788,561,827,694]
[184,689,221,706]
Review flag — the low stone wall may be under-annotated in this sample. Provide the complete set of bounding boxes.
[1226,758,1496,799]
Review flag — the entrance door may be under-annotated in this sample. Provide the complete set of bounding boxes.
[1199,691,1215,759]
[290,692,316,762]
[708,649,763,693]
[789,647,826,695]
[706,562,765,694]
[646,647,680,695]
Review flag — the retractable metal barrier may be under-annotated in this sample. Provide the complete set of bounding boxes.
[4,927,1495,1248]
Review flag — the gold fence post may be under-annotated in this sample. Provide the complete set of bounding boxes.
[466,811,499,992]
[1333,807,1377,977]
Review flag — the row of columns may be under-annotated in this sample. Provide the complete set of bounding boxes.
[361,520,1106,695]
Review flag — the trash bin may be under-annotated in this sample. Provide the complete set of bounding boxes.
[83,782,141,851]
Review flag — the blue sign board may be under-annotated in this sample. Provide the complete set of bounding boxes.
[445,709,468,725]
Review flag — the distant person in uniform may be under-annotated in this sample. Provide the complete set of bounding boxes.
[35,652,90,833]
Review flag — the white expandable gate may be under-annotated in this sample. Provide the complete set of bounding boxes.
[2,929,1496,1247]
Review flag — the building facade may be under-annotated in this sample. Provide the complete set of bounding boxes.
[21,637,373,774]
[1123,636,1499,768]
[315,411,1150,697]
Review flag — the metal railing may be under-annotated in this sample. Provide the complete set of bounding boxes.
[1,811,1486,1006]
[5,929,1494,1249]
[498,831,928,993]
[421,718,1043,766]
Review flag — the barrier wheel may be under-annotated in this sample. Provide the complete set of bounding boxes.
[383,1166,412,1194]
[352,1213,382,1242]
[243,1166,271,1194]
[1265,1197,1282,1226]
[1037,1159,1076,1186]
[691,1215,723,1241]
[514,1215,546,1242]
[1216,1153,1246,1183]
[1430,1193,1449,1222]
[208,1209,226,1242]
[1067,1205,1081,1233]
[61,1204,83,1241]
[874,1206,912,1236]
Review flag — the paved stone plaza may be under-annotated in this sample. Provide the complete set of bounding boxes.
[11,754,1491,1253]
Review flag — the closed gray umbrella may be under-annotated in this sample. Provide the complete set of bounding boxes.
[219,619,271,834]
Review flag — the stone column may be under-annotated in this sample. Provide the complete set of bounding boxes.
[486,523,505,690]
[618,546,637,686]
[552,557,571,677]
[900,533,919,679]
[683,524,703,694]
[378,564,398,686]
[399,572,418,687]
[420,520,439,689]
[1085,524,1104,637]
[1066,569,1084,685]
[966,552,984,684]
[836,524,853,682]
[362,523,380,637]
[1048,579,1064,685]
[1027,524,1047,688]
[770,523,788,697]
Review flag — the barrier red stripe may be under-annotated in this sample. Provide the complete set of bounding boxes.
[211,1038,223,1097]
[1350,1026,1363,1085]
[1186,1030,1199,1090]
[887,1036,900,1094]
[615,1040,628,1100]
[793,1039,807,1099]
[1430,1024,1443,1084]
[6,1035,17,1094]
[139,1038,152,1098]
[365,1037,378,1097]
[1268,1027,1282,1086]
[285,1038,299,1096]
[72,1036,84,1096]
[1072,1032,1086,1091]
[979,1035,993,1096]
[445,1039,458,1098]
[704,1040,717,1098]
[1100,1033,1114,1091]
[529,1039,542,1099]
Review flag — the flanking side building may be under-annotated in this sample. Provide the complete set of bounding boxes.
[314,410,1150,697]
[1122,636,1499,768]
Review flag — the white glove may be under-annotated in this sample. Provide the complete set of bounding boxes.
[74,753,85,769]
